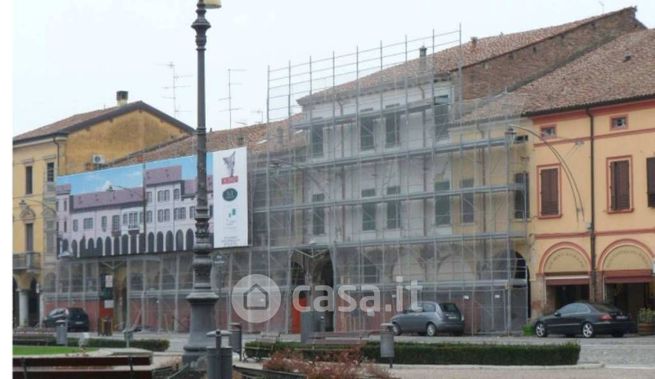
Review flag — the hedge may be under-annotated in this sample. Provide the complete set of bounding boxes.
[244,341,580,366]
[13,337,169,352]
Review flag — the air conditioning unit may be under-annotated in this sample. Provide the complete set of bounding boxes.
[91,154,106,164]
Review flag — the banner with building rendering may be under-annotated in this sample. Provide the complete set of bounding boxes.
[212,147,248,248]
[55,154,215,257]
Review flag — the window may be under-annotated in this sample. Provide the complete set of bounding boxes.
[123,214,128,225]
[128,212,138,228]
[112,215,120,231]
[63,220,67,233]
[146,211,152,223]
[360,117,375,151]
[174,188,180,200]
[609,159,631,211]
[164,209,170,221]
[610,116,627,130]
[514,172,529,219]
[434,181,451,225]
[25,166,33,194]
[311,127,323,157]
[25,223,34,251]
[64,200,67,212]
[539,167,560,216]
[157,210,164,222]
[190,206,196,219]
[83,217,93,230]
[540,125,557,139]
[146,191,152,203]
[157,190,170,202]
[361,189,376,231]
[73,219,79,232]
[461,179,474,223]
[101,216,107,231]
[46,162,55,183]
[385,113,400,147]
[386,186,401,229]
[312,193,325,235]
[175,207,186,220]
[648,157,655,208]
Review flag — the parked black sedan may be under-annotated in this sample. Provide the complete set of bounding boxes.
[534,302,634,338]
[44,307,90,332]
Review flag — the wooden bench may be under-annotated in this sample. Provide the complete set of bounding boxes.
[303,331,372,361]
[244,331,281,361]
[13,327,56,346]
[13,355,153,379]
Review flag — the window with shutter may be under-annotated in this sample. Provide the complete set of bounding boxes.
[610,159,630,211]
[648,157,655,208]
[539,167,559,216]
[514,172,529,219]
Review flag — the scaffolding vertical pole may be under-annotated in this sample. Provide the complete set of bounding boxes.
[505,123,513,334]
[158,257,163,332]
[174,254,180,333]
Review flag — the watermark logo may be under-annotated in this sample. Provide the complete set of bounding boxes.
[231,274,422,323]
[231,274,281,324]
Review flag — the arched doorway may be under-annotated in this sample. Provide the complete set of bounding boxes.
[600,241,654,319]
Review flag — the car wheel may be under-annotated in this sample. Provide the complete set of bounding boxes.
[535,322,548,338]
[392,323,402,336]
[581,322,595,338]
[612,332,624,338]
[426,323,437,337]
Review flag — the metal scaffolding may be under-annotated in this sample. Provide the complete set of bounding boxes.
[41,28,530,335]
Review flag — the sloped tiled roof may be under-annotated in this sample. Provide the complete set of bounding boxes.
[462,29,655,120]
[111,115,304,166]
[299,7,640,105]
[13,101,194,144]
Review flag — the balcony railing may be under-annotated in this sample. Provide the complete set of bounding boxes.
[13,252,41,272]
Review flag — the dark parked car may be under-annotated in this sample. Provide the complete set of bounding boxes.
[535,302,634,338]
[44,307,90,332]
[391,301,464,336]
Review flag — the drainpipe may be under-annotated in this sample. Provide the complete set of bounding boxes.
[585,108,598,303]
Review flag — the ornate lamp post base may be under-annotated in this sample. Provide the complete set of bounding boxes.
[182,294,219,364]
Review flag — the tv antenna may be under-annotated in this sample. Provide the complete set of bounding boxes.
[160,62,191,118]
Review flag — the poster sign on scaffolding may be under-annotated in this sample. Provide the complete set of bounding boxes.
[212,147,248,248]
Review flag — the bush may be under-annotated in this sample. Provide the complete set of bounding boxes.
[522,323,535,336]
[245,341,580,366]
[638,308,654,323]
[68,338,170,352]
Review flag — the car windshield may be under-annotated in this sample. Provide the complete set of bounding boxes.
[440,303,458,312]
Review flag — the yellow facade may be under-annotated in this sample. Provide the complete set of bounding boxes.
[528,99,655,317]
[12,104,191,326]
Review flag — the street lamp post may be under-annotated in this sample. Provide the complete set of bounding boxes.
[183,0,221,365]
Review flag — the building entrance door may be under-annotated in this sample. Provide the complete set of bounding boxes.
[553,285,589,309]
[606,282,650,319]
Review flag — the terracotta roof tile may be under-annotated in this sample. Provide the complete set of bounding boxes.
[299,7,638,105]
[463,29,655,120]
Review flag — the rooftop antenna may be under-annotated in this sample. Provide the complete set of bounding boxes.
[218,68,246,145]
[598,1,605,13]
[160,62,191,118]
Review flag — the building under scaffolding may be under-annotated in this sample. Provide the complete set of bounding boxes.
[41,29,530,334]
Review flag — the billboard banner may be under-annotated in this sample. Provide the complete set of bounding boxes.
[212,147,248,248]
[55,154,213,258]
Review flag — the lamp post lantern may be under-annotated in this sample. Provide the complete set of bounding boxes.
[183,0,221,364]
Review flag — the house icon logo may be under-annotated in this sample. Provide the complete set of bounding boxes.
[232,274,281,324]
[244,283,269,310]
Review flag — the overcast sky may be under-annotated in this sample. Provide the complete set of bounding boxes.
[12,0,655,137]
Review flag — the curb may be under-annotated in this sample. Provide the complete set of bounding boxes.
[378,363,605,370]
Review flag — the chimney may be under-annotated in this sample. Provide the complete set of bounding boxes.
[116,91,128,107]
[470,37,478,49]
[419,46,427,71]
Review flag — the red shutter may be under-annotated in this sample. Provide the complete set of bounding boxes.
[540,168,558,216]
[611,160,630,210]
